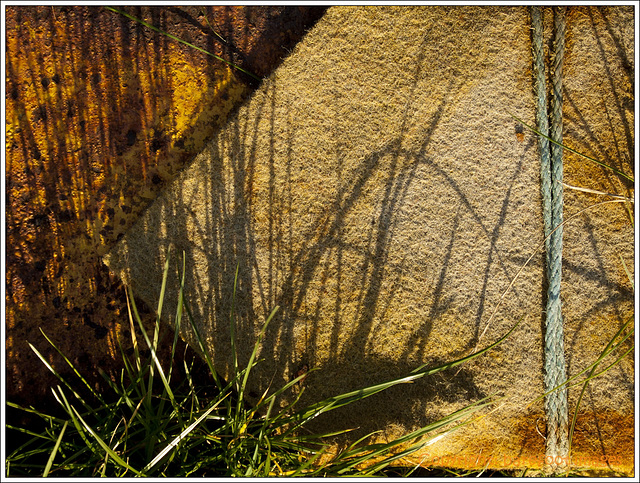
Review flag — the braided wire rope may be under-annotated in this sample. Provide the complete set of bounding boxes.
[530,6,569,473]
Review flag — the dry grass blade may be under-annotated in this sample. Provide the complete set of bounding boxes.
[562,182,634,202]
[509,112,634,182]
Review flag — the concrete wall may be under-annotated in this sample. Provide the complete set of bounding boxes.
[104,6,634,474]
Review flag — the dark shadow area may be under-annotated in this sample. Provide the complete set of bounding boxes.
[5,3,329,428]
[164,6,328,85]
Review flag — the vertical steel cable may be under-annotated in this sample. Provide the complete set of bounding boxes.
[530,6,569,473]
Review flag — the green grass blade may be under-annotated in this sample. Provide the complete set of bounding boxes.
[411,315,522,374]
[168,253,188,383]
[125,288,149,390]
[125,288,142,374]
[5,425,56,447]
[236,306,280,417]
[565,322,633,477]
[28,343,93,411]
[132,299,177,409]
[142,394,228,474]
[568,346,634,388]
[354,398,497,475]
[200,8,227,44]
[42,420,68,477]
[6,401,68,426]
[230,264,240,393]
[287,448,329,476]
[104,7,261,81]
[619,254,634,290]
[181,286,225,390]
[147,247,172,394]
[258,396,278,442]
[253,367,320,417]
[139,247,172,410]
[258,381,314,431]
[509,112,634,182]
[126,251,178,412]
[155,246,172,323]
[69,405,143,476]
[53,386,100,459]
[36,329,107,406]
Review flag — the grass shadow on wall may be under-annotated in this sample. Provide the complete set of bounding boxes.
[106,48,534,448]
[103,5,634,466]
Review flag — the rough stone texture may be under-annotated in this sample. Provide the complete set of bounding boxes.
[104,5,634,475]
[5,5,327,409]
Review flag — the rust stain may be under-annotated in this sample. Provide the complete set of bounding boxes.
[396,409,634,475]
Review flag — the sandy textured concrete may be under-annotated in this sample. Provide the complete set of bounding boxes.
[105,6,634,474]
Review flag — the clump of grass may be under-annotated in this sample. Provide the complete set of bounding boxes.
[6,248,520,477]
